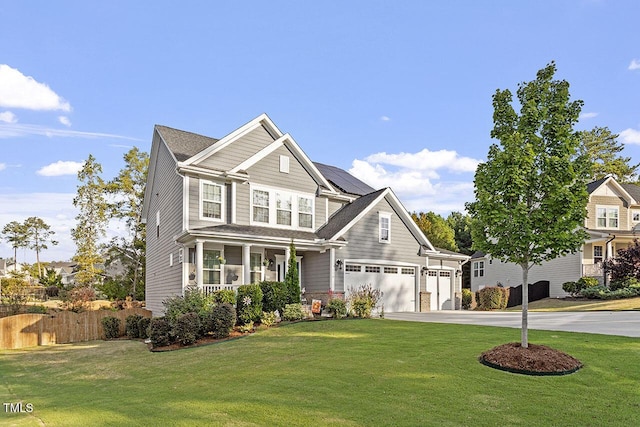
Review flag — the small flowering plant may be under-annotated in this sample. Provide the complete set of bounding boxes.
[217,256,226,264]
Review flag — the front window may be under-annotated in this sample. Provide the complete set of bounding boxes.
[473,261,484,278]
[203,250,221,285]
[298,196,313,228]
[276,193,292,226]
[594,245,603,264]
[596,206,619,229]
[253,190,270,223]
[202,182,222,220]
[379,213,391,243]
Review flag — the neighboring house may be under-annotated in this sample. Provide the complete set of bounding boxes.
[0,258,25,277]
[142,114,469,315]
[48,262,78,286]
[470,175,640,297]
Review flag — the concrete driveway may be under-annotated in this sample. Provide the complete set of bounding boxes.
[385,311,640,337]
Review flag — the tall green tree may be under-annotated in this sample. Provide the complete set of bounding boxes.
[284,241,300,304]
[411,212,458,252]
[578,126,639,183]
[24,216,58,277]
[104,147,149,299]
[446,212,473,255]
[466,62,591,347]
[72,154,108,287]
[1,221,29,270]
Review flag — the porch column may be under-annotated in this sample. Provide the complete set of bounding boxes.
[243,244,251,284]
[196,240,204,287]
[285,246,291,267]
[329,247,335,292]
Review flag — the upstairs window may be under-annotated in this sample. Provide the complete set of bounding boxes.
[596,206,619,229]
[473,261,484,278]
[379,212,391,243]
[276,193,292,226]
[253,190,270,223]
[298,196,313,228]
[201,181,223,220]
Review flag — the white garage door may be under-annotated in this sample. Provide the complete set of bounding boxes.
[426,270,452,311]
[344,263,416,312]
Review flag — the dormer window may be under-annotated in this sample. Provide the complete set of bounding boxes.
[201,180,224,221]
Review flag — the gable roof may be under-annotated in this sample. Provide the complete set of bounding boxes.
[313,162,375,196]
[587,175,636,204]
[621,183,640,204]
[155,125,219,162]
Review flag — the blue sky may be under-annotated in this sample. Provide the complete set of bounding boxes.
[1,0,640,262]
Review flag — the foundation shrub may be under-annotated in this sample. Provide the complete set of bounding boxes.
[163,285,213,324]
[347,284,382,318]
[259,281,288,313]
[282,303,305,321]
[125,314,144,338]
[261,311,278,327]
[101,316,121,339]
[327,298,347,318]
[148,317,172,347]
[202,303,236,338]
[477,287,509,310]
[137,316,151,339]
[461,289,473,309]
[211,289,236,305]
[172,312,201,346]
[236,284,263,325]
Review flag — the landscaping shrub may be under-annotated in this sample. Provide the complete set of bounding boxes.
[163,285,213,323]
[326,298,347,318]
[581,285,640,300]
[138,316,151,339]
[577,276,598,291]
[282,303,305,321]
[25,305,48,314]
[102,316,121,339]
[604,239,640,282]
[45,285,59,298]
[0,277,30,315]
[211,289,236,305]
[238,321,254,333]
[125,314,144,338]
[259,281,288,313]
[261,311,278,327]
[236,284,263,325]
[148,317,172,347]
[202,303,236,338]
[62,286,96,313]
[477,287,509,310]
[347,284,382,318]
[562,281,578,297]
[461,289,472,310]
[172,312,202,346]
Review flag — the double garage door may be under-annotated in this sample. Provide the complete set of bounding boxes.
[344,263,417,312]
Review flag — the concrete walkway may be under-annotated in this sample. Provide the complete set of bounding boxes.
[384,310,640,337]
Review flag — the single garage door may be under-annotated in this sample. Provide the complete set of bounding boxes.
[426,270,452,311]
[344,263,416,312]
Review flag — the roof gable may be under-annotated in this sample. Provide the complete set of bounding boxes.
[588,176,635,204]
[155,125,218,162]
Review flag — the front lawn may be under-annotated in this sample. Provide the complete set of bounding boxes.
[2,320,639,426]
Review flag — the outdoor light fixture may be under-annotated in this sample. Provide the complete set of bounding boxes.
[335,259,343,270]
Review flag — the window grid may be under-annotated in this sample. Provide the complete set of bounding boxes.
[401,268,415,275]
[345,264,361,272]
[253,190,270,223]
[202,182,222,219]
[365,266,381,273]
[384,267,398,274]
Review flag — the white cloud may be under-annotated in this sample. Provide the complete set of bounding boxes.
[58,116,72,127]
[380,116,391,122]
[580,112,598,120]
[37,160,84,176]
[0,163,6,171]
[620,128,640,144]
[0,123,144,141]
[0,64,71,112]
[0,111,17,123]
[628,59,640,71]
[348,147,480,215]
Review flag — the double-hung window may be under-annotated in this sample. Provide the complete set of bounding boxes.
[253,190,270,223]
[594,245,603,264]
[203,250,221,285]
[473,261,484,278]
[298,196,313,228]
[202,181,223,220]
[596,206,619,229]
[250,253,262,284]
[379,212,391,243]
[276,193,292,226]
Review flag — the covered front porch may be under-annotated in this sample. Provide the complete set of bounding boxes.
[582,230,639,280]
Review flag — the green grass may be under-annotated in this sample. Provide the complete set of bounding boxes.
[507,296,640,311]
[2,320,640,426]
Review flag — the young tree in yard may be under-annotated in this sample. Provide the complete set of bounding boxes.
[104,147,149,299]
[72,155,108,287]
[284,241,301,304]
[1,221,29,270]
[466,62,591,348]
[411,211,458,252]
[24,216,58,278]
[578,127,639,183]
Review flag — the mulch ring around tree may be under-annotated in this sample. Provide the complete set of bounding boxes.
[479,342,583,376]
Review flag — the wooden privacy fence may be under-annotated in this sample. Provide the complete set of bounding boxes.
[0,308,152,350]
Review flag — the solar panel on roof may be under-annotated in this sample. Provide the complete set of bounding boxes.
[314,162,375,196]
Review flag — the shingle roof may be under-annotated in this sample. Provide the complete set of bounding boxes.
[155,125,219,162]
[621,183,640,204]
[587,177,608,194]
[313,162,375,196]
[191,224,322,241]
[316,188,387,239]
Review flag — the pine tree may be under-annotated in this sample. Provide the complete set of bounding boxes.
[1,221,29,270]
[24,216,58,277]
[284,241,300,304]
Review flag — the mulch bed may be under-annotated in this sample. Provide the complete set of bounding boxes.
[148,330,252,352]
[479,342,583,376]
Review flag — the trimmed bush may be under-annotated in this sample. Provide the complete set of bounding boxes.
[562,281,578,296]
[148,317,172,347]
[261,311,278,327]
[327,298,347,318]
[477,287,509,310]
[581,285,640,300]
[102,316,121,339]
[45,285,59,298]
[202,303,236,338]
[172,312,201,346]
[282,303,305,321]
[211,289,236,305]
[260,281,288,313]
[26,305,48,314]
[138,317,151,339]
[163,285,213,324]
[577,277,598,290]
[461,289,472,310]
[125,314,144,338]
[236,284,263,325]
[347,284,382,318]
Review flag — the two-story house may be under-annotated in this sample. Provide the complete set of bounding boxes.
[470,175,640,297]
[142,114,470,315]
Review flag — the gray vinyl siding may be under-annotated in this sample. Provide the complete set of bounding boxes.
[235,181,250,225]
[314,196,328,229]
[301,251,330,293]
[328,200,344,219]
[195,125,275,171]
[246,145,318,193]
[334,196,425,292]
[145,137,184,315]
[188,175,228,229]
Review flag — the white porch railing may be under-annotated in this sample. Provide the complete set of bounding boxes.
[582,263,604,277]
[200,284,240,296]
